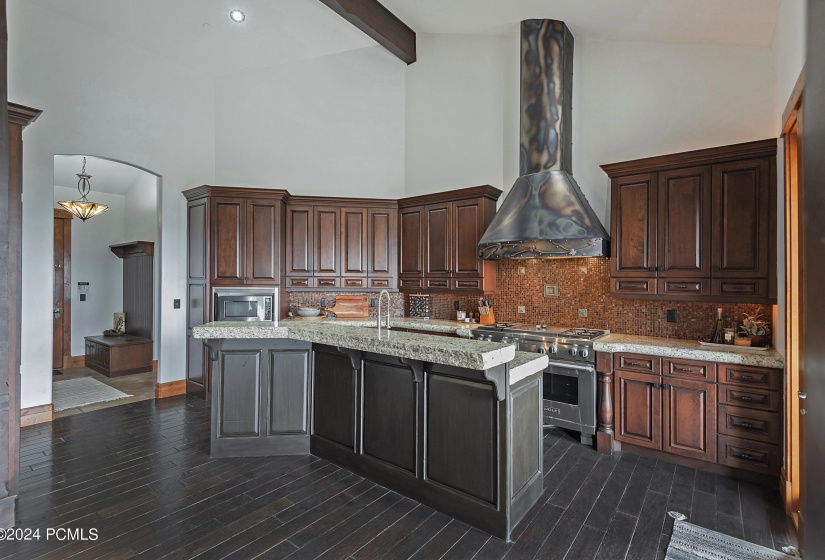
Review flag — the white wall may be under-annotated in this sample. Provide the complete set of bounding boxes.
[53,188,126,356]
[405,34,506,196]
[771,0,806,356]
[125,173,159,242]
[215,46,406,198]
[10,1,216,407]
[124,172,160,354]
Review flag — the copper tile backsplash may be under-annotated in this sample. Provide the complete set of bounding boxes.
[288,258,773,341]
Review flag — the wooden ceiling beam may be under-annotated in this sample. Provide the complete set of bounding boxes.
[318,0,416,64]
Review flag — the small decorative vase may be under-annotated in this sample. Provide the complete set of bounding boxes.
[734,337,752,347]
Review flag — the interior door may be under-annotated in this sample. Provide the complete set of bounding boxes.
[53,210,72,369]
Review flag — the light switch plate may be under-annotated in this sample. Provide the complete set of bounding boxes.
[578,308,588,318]
[174,299,181,309]
[517,306,526,314]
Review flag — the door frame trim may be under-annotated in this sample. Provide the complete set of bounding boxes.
[54,208,73,369]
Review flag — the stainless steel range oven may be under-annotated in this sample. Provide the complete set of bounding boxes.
[472,324,607,445]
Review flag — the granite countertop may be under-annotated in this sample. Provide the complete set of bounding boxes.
[192,321,515,371]
[508,352,550,385]
[594,334,785,369]
[323,317,477,338]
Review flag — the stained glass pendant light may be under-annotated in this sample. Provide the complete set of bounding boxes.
[58,157,109,221]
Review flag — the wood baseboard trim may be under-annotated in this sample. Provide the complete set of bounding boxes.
[70,355,85,368]
[155,380,187,399]
[21,403,54,427]
[152,359,158,373]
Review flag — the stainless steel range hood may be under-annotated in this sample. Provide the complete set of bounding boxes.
[478,19,609,259]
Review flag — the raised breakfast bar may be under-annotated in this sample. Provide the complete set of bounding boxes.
[192,320,548,541]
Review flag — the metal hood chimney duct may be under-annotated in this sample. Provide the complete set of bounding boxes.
[478,19,610,259]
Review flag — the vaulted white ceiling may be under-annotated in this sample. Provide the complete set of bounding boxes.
[27,0,376,77]
[382,0,782,46]
[26,0,782,77]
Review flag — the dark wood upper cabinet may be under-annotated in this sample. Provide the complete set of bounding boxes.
[368,208,397,279]
[610,173,657,278]
[313,206,340,276]
[658,166,712,278]
[398,186,501,293]
[211,197,245,286]
[286,205,313,276]
[602,139,776,303]
[246,198,282,285]
[712,158,771,278]
[399,206,424,277]
[425,203,452,277]
[341,208,368,277]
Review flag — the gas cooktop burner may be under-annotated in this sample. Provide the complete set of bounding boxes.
[558,328,610,340]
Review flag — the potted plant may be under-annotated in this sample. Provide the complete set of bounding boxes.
[736,312,771,347]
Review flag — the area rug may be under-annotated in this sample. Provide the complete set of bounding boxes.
[53,377,132,411]
[665,512,799,560]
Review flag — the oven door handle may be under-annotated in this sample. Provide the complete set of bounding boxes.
[544,360,595,373]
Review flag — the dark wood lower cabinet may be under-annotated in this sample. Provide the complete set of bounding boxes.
[663,377,716,462]
[205,338,312,457]
[615,370,662,450]
[84,335,152,377]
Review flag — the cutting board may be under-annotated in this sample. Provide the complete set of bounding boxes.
[326,295,370,318]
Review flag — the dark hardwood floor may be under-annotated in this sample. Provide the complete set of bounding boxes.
[1,396,796,559]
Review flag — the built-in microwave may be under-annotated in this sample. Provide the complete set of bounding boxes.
[213,288,278,323]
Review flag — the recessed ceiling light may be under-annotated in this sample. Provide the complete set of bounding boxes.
[229,9,245,23]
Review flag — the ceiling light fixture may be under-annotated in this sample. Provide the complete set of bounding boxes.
[58,157,109,221]
[229,9,245,23]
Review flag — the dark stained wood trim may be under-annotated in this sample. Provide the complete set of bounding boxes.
[155,380,186,399]
[183,185,290,202]
[287,195,398,208]
[69,355,85,368]
[54,209,73,369]
[397,185,503,207]
[20,404,53,427]
[7,102,41,126]
[782,65,805,134]
[318,0,416,64]
[601,139,778,177]
[109,240,154,258]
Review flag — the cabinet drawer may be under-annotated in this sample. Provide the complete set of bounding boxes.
[342,278,365,289]
[287,277,311,288]
[719,364,782,391]
[314,277,340,289]
[611,278,656,295]
[717,434,781,474]
[711,279,768,299]
[426,278,450,290]
[368,278,392,289]
[615,353,661,375]
[452,278,481,291]
[718,385,781,412]
[717,405,781,444]
[399,277,423,289]
[658,279,710,296]
[663,358,716,382]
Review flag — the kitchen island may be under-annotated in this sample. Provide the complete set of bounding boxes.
[192,320,548,541]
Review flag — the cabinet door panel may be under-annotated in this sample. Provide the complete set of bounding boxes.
[658,166,711,277]
[211,198,245,284]
[187,200,207,281]
[454,200,483,277]
[268,349,309,434]
[611,174,657,277]
[341,208,368,276]
[246,198,281,285]
[314,207,340,275]
[399,206,424,276]
[312,349,355,449]
[712,158,770,277]
[614,370,661,450]
[368,208,397,278]
[217,350,261,437]
[663,378,716,461]
[425,204,452,277]
[362,358,417,473]
[286,206,313,276]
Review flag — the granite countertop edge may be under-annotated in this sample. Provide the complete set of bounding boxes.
[594,334,785,369]
[192,320,515,372]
